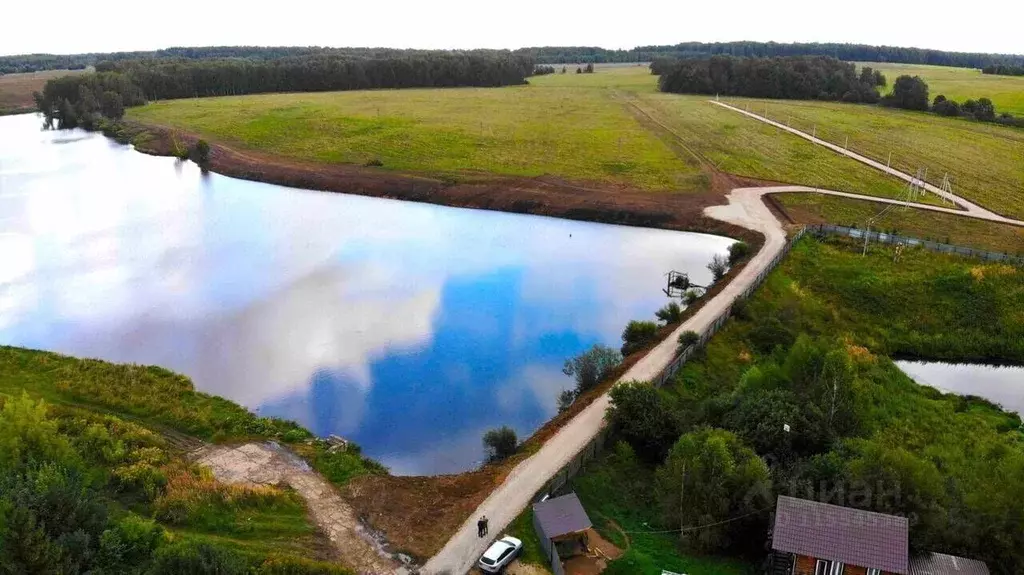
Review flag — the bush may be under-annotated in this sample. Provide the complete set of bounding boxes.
[684,290,701,306]
[562,344,622,394]
[608,382,682,463]
[557,389,577,413]
[655,302,683,324]
[707,254,729,283]
[677,331,700,351]
[727,241,750,265]
[97,514,166,572]
[621,320,660,355]
[483,426,518,462]
[151,541,251,575]
[193,140,211,166]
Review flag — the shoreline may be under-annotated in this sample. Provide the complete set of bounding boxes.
[120,119,766,247]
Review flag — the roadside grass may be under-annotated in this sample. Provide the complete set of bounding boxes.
[723,97,1024,218]
[856,62,1024,115]
[0,69,86,115]
[569,445,755,575]
[630,93,913,201]
[507,507,550,569]
[127,68,704,192]
[774,193,1024,254]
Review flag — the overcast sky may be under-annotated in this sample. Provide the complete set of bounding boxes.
[3,0,1023,57]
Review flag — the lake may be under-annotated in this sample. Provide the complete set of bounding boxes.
[897,361,1024,416]
[0,113,735,474]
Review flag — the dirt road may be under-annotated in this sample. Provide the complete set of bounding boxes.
[709,100,1017,222]
[194,443,411,575]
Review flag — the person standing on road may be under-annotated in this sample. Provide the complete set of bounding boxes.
[477,515,488,537]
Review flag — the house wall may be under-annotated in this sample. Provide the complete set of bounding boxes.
[793,554,890,575]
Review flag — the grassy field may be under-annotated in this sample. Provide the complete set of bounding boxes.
[859,62,1024,115]
[723,97,1024,218]
[128,74,705,192]
[0,346,353,573]
[776,193,1024,254]
[0,69,85,115]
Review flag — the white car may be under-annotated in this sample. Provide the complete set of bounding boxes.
[477,535,523,573]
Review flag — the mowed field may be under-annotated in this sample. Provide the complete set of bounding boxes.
[859,62,1024,115]
[129,70,705,192]
[129,65,1023,216]
[0,69,85,114]
[721,97,1024,218]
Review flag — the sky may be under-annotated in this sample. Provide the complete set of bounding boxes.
[3,0,1023,57]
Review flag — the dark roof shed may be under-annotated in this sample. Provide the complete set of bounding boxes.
[910,552,989,575]
[533,492,592,541]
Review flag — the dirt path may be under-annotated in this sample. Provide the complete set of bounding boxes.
[709,100,1016,221]
[194,442,410,575]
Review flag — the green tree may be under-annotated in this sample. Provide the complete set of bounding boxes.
[707,254,728,282]
[621,320,659,355]
[655,301,683,324]
[655,428,771,554]
[884,75,930,111]
[608,382,681,463]
[727,241,750,265]
[557,389,576,413]
[562,344,621,395]
[482,426,518,462]
[193,140,211,166]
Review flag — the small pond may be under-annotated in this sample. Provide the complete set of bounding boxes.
[0,113,735,474]
[896,361,1024,416]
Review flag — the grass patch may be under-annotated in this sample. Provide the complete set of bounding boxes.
[127,67,703,192]
[858,62,1024,116]
[775,192,1024,254]
[569,444,754,575]
[729,97,1024,218]
[507,506,550,569]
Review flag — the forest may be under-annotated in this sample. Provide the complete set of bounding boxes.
[34,52,535,129]
[587,237,1024,574]
[4,42,1023,75]
[656,55,885,103]
[982,64,1024,76]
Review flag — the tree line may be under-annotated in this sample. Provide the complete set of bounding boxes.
[5,42,1022,75]
[881,75,1024,127]
[982,64,1024,76]
[657,55,886,103]
[34,53,535,129]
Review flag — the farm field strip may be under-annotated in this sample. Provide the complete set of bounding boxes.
[858,62,1024,115]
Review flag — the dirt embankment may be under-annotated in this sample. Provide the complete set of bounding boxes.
[125,121,764,246]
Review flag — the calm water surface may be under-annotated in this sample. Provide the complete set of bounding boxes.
[897,361,1024,416]
[0,113,734,474]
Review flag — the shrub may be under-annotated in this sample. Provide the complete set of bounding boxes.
[193,140,211,166]
[482,426,518,462]
[655,301,683,324]
[727,241,750,265]
[562,344,622,394]
[621,320,660,355]
[684,290,701,305]
[97,514,166,572]
[557,389,577,413]
[151,541,251,575]
[707,254,729,283]
[608,382,681,463]
[677,331,700,351]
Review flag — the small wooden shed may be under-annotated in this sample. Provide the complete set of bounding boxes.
[533,492,593,575]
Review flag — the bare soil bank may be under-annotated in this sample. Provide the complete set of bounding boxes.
[126,121,765,246]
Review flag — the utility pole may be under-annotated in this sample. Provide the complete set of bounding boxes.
[844,135,849,150]
[886,151,892,169]
[812,125,816,139]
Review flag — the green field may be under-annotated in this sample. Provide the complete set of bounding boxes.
[128,72,704,192]
[859,62,1024,115]
[776,193,1024,254]
[722,97,1024,218]
[127,64,1023,217]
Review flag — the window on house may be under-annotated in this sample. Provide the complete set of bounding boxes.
[867,570,882,575]
[815,560,846,575]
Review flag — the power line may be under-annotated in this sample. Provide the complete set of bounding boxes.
[621,505,775,535]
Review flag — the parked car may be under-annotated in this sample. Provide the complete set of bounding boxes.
[477,535,523,573]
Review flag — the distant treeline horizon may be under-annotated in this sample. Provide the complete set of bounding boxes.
[4,41,1024,74]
